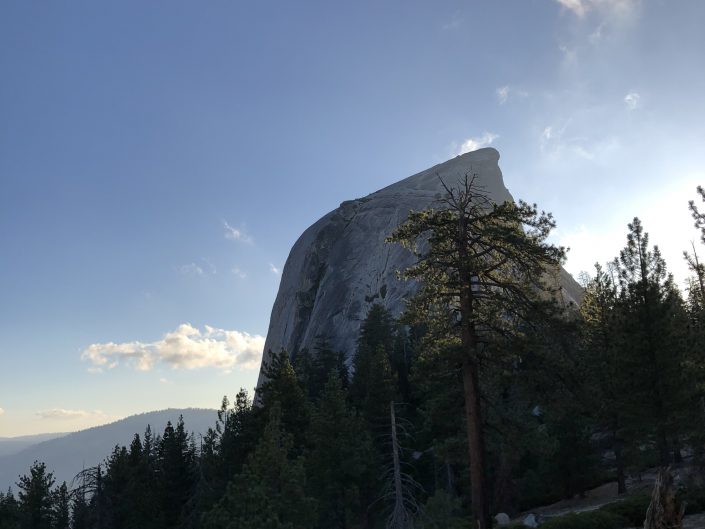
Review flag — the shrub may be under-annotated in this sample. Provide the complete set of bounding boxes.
[419,491,470,529]
[599,494,650,526]
[538,510,625,529]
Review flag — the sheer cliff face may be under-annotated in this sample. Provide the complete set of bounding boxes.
[257,148,582,383]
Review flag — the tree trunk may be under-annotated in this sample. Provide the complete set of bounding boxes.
[614,437,627,495]
[388,401,415,529]
[462,358,489,529]
[457,216,489,529]
[643,467,684,529]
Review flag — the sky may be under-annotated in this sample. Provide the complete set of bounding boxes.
[1,0,704,436]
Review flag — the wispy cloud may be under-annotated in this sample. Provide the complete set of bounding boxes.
[441,12,462,31]
[159,377,172,384]
[624,91,641,110]
[231,267,247,279]
[554,0,639,19]
[36,409,105,421]
[178,263,205,276]
[0,407,4,416]
[556,0,589,17]
[540,121,619,161]
[589,22,605,44]
[223,221,253,244]
[559,43,578,65]
[82,323,265,372]
[201,258,216,274]
[496,85,528,105]
[542,126,555,142]
[454,132,499,155]
[269,263,280,275]
[177,258,216,277]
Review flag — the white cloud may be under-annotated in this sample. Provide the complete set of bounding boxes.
[624,91,640,110]
[441,12,462,31]
[0,407,4,416]
[589,23,605,44]
[159,377,171,384]
[232,267,247,279]
[556,0,589,17]
[554,0,638,19]
[496,85,528,105]
[178,263,204,276]
[178,258,216,277]
[223,221,253,244]
[559,44,578,65]
[455,132,499,155]
[36,409,99,420]
[82,323,265,372]
[541,122,566,152]
[540,121,619,162]
[269,263,280,275]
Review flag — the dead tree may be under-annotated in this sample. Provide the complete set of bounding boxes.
[643,467,684,529]
[383,401,422,529]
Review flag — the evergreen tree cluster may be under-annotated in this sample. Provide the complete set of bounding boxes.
[3,184,705,528]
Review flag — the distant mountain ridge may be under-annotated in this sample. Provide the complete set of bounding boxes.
[0,408,217,491]
[0,433,69,458]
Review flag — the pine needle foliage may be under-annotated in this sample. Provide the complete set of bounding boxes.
[388,173,566,529]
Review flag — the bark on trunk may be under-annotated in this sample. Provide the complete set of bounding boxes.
[458,217,489,529]
[643,467,684,529]
[462,358,488,529]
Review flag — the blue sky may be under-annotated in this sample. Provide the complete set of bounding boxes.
[1,0,704,436]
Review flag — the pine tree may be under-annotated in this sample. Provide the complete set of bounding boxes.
[258,350,311,454]
[16,461,55,529]
[613,218,694,465]
[685,188,705,437]
[203,403,317,529]
[580,264,630,493]
[294,336,349,402]
[0,488,20,529]
[72,464,105,529]
[70,491,90,529]
[122,433,160,529]
[51,483,69,529]
[102,445,131,528]
[307,372,374,529]
[688,185,705,244]
[351,304,397,428]
[157,417,197,528]
[215,388,257,484]
[388,174,565,529]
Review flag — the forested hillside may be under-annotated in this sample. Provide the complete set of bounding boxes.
[2,185,705,529]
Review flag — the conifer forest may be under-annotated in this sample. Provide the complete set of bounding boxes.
[2,183,705,529]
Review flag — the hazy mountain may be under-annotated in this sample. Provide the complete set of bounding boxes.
[0,433,69,458]
[0,408,217,491]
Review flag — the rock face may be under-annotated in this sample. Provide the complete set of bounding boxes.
[257,148,582,384]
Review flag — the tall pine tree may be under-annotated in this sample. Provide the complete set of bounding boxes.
[388,174,565,529]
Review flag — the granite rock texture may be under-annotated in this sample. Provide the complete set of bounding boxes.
[257,148,582,384]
